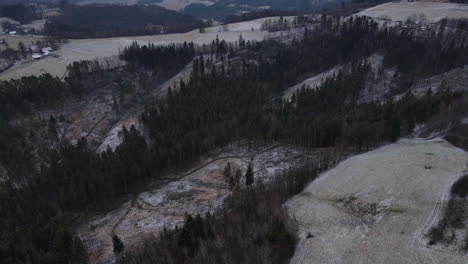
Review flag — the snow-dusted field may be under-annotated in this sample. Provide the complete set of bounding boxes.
[79,143,318,264]
[287,138,468,264]
[0,17,284,80]
[155,0,215,11]
[95,111,141,153]
[0,34,43,51]
[358,2,468,23]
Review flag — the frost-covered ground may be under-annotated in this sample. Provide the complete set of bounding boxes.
[79,143,319,264]
[96,111,141,153]
[358,2,468,23]
[287,138,468,264]
[410,65,468,97]
[0,17,287,80]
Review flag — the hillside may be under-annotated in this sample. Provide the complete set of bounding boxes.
[358,1,468,22]
[183,0,340,20]
[44,4,205,38]
[1,3,468,264]
[287,138,468,263]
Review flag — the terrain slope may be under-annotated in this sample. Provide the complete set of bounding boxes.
[80,143,318,264]
[358,2,468,23]
[287,138,468,264]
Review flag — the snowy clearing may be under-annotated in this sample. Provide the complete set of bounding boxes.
[287,138,468,264]
[358,2,468,23]
[95,111,141,153]
[79,143,320,264]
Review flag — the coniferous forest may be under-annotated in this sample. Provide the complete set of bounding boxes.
[1,15,467,264]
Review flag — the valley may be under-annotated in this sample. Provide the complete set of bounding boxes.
[1,1,468,264]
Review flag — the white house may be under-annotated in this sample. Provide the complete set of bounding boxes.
[41,47,52,56]
[32,53,42,60]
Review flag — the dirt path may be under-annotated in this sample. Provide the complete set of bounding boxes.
[287,138,468,264]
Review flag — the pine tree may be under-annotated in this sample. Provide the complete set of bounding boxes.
[113,234,124,254]
[245,164,254,186]
[223,162,232,186]
[234,168,242,190]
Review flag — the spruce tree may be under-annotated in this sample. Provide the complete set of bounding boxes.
[234,168,242,190]
[223,162,232,186]
[245,164,254,186]
[113,234,124,254]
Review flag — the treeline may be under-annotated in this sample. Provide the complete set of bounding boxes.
[120,42,196,73]
[1,15,467,264]
[0,163,89,264]
[261,16,293,32]
[44,4,205,39]
[0,4,40,24]
[118,157,335,264]
[66,57,125,80]
[225,9,301,24]
[0,56,132,121]
[0,74,70,119]
[383,28,468,79]
[0,48,20,72]
[0,121,35,181]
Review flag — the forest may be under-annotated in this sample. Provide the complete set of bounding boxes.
[44,4,205,38]
[1,15,467,264]
[0,74,69,119]
[0,4,39,24]
[184,0,341,21]
[120,42,196,73]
